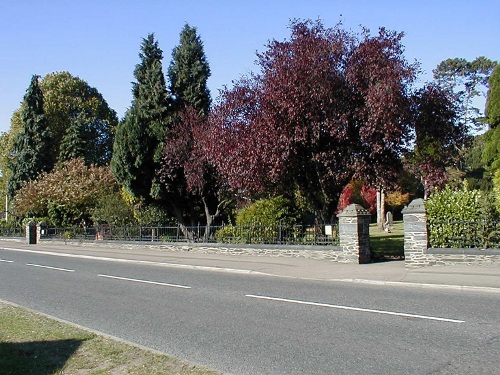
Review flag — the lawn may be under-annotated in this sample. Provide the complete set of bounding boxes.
[369,220,404,261]
[0,302,221,375]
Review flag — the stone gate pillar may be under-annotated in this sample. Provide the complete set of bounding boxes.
[402,198,429,267]
[337,204,371,263]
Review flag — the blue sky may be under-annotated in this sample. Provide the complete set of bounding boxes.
[1,0,498,133]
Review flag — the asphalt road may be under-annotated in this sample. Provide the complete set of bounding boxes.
[1,245,499,375]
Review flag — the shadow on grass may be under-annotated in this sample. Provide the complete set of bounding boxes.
[0,339,85,375]
[370,235,405,262]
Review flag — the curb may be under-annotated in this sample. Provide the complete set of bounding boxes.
[331,278,500,294]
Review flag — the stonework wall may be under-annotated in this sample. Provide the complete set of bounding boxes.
[52,240,344,261]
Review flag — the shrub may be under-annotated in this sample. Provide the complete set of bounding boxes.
[426,184,500,247]
[215,196,299,244]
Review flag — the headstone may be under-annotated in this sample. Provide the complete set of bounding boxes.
[386,211,393,226]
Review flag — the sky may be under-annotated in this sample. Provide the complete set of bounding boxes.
[1,0,499,133]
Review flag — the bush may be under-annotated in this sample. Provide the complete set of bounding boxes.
[426,184,500,247]
[215,196,299,244]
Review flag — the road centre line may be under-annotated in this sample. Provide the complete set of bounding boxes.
[246,294,465,323]
[0,259,13,263]
[27,263,75,272]
[97,274,191,289]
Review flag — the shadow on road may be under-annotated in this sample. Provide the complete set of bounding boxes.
[0,339,85,374]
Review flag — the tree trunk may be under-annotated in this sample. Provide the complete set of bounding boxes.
[377,188,386,230]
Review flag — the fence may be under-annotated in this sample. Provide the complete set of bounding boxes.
[37,223,339,246]
[0,227,24,238]
[428,220,500,249]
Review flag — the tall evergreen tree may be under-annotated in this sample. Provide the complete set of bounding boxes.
[168,24,211,116]
[7,75,54,198]
[157,24,225,233]
[111,34,169,202]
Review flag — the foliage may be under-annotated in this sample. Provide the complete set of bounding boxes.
[12,158,119,227]
[433,56,497,131]
[492,169,500,213]
[486,64,500,128]
[481,126,500,176]
[215,196,299,243]
[426,184,500,248]
[337,181,376,213]
[208,20,417,222]
[7,75,54,198]
[133,203,175,226]
[111,34,169,203]
[385,191,410,210]
[91,191,136,226]
[464,133,492,191]
[40,72,118,166]
[407,83,467,197]
[159,26,226,228]
[168,24,211,116]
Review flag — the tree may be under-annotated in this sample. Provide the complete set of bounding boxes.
[111,34,169,202]
[433,57,497,131]
[407,83,467,198]
[40,72,117,166]
[158,25,228,238]
[12,158,118,226]
[208,20,417,222]
[486,64,500,128]
[168,24,211,116]
[7,75,54,198]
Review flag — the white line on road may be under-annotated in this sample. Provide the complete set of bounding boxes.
[97,274,191,289]
[26,263,75,272]
[0,259,13,263]
[246,294,465,323]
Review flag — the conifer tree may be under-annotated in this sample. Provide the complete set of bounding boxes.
[111,34,169,202]
[7,75,54,198]
[168,24,211,116]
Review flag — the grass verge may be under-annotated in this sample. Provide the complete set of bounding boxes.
[370,220,404,261]
[0,302,221,375]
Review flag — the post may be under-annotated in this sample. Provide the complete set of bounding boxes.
[402,198,430,267]
[25,221,37,244]
[337,204,371,263]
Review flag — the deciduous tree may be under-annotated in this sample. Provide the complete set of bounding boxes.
[40,72,117,166]
[12,158,118,226]
[408,83,467,198]
[208,20,417,222]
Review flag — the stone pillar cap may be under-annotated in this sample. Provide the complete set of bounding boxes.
[337,203,370,217]
[402,198,426,214]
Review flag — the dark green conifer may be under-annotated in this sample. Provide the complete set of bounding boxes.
[111,34,169,201]
[168,24,211,116]
[7,75,54,198]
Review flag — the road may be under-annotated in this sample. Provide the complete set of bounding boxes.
[1,244,499,374]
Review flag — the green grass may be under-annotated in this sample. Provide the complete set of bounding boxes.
[0,302,221,375]
[370,220,404,261]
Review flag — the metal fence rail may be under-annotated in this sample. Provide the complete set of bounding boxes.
[428,220,500,248]
[37,223,339,246]
[0,227,24,238]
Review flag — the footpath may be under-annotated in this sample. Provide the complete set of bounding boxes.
[3,239,500,293]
